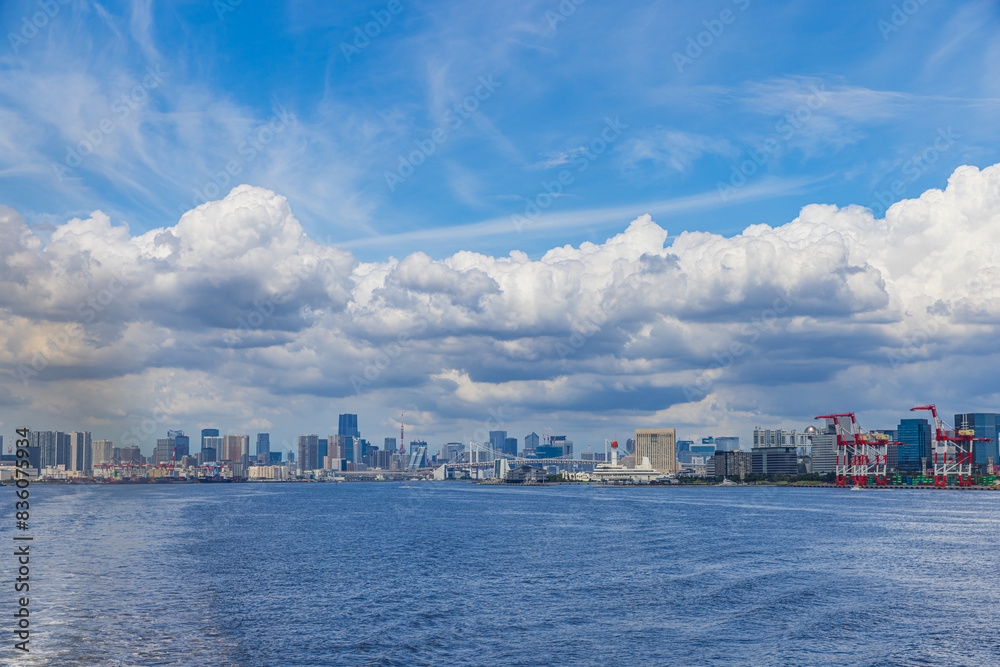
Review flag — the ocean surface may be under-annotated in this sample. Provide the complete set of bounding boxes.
[4,482,1000,666]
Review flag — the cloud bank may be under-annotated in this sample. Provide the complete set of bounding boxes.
[2,163,1000,448]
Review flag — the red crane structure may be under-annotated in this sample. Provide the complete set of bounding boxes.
[910,404,989,487]
[815,412,896,487]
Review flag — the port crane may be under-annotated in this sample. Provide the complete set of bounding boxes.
[815,413,899,487]
[910,404,989,487]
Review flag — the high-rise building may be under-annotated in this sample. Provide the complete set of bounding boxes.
[173,432,190,459]
[489,431,507,455]
[751,447,798,475]
[154,436,174,465]
[317,436,328,466]
[338,414,360,438]
[203,436,223,462]
[92,440,114,466]
[69,431,93,474]
[634,429,676,474]
[524,432,539,457]
[221,435,247,463]
[298,434,319,471]
[897,418,930,472]
[691,438,716,457]
[715,450,752,477]
[504,437,518,457]
[256,433,270,457]
[810,419,838,473]
[201,428,220,452]
[753,428,813,454]
[409,441,428,468]
[442,442,464,462]
[384,437,397,453]
[954,413,1000,467]
[714,436,740,452]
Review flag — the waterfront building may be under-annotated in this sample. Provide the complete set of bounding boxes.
[634,429,677,474]
[297,434,319,471]
[119,445,142,463]
[155,436,174,465]
[505,465,547,484]
[753,427,813,455]
[897,418,930,471]
[691,439,716,458]
[714,436,740,452]
[70,431,93,474]
[715,450,752,477]
[751,446,798,475]
[92,439,114,465]
[954,413,1000,467]
[810,419,838,473]
[409,441,428,468]
[317,436,328,467]
[338,414,360,438]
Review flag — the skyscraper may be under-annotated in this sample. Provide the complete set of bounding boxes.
[954,413,1000,467]
[714,436,740,452]
[70,431,93,474]
[256,433,271,457]
[202,436,222,462]
[504,437,518,457]
[489,430,507,454]
[298,434,319,471]
[221,435,248,463]
[201,428,220,452]
[155,436,174,465]
[92,439,114,466]
[173,432,190,459]
[338,414,360,438]
[524,432,539,456]
[634,428,676,474]
[897,418,930,471]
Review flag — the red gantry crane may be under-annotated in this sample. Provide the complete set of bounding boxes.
[816,412,896,487]
[910,404,988,487]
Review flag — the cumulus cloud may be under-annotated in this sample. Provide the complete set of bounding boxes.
[2,164,1000,446]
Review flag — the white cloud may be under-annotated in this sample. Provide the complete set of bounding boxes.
[3,163,1000,446]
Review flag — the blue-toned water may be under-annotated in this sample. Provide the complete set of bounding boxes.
[5,483,1000,666]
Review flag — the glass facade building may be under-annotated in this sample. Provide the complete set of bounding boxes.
[954,413,1000,467]
[338,414,359,438]
[897,418,930,471]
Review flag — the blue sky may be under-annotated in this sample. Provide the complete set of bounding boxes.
[2,0,1000,456]
[3,0,998,260]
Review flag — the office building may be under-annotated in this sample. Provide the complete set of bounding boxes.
[810,419,838,474]
[298,434,319,471]
[635,429,677,474]
[384,436,397,453]
[954,413,1000,467]
[714,436,740,452]
[222,435,248,463]
[201,428,220,453]
[504,437,518,457]
[691,438,716,457]
[70,431,93,474]
[92,439,114,466]
[524,432,539,457]
[489,431,507,455]
[169,431,190,459]
[442,442,464,462]
[338,414,360,438]
[256,433,270,458]
[751,446,798,475]
[715,450,752,477]
[409,440,428,468]
[897,418,930,472]
[753,427,813,455]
